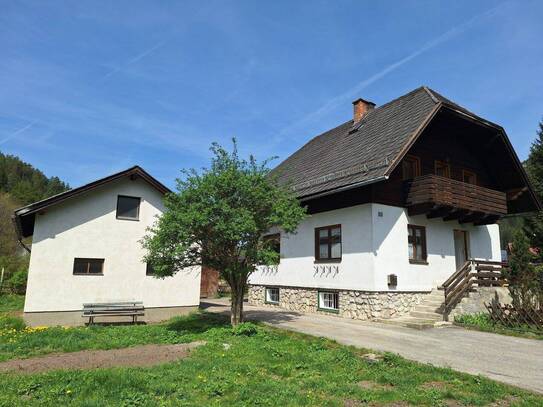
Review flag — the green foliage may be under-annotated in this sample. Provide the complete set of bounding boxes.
[231,322,259,336]
[142,140,306,324]
[504,231,542,309]
[0,314,26,331]
[0,255,29,294]
[0,313,541,406]
[524,119,543,252]
[0,152,69,206]
[455,313,543,340]
[0,294,25,313]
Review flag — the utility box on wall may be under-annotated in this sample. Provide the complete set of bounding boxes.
[387,274,397,287]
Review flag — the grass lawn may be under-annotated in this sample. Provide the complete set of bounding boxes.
[1,313,542,406]
[0,294,25,313]
[454,313,543,341]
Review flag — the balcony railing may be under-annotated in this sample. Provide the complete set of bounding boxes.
[405,174,507,224]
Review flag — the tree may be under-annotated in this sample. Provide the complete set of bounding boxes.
[524,119,543,253]
[142,141,306,325]
[503,231,542,309]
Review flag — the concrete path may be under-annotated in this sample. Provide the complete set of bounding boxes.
[201,298,543,394]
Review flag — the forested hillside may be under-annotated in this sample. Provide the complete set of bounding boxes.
[0,152,69,206]
[0,152,70,293]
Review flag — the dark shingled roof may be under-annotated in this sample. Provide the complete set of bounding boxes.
[272,86,492,199]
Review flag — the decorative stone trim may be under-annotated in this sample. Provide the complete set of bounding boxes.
[248,285,427,320]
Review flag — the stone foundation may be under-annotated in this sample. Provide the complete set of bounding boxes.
[448,287,512,320]
[248,285,427,320]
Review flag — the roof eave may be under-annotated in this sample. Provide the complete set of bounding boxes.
[298,175,389,202]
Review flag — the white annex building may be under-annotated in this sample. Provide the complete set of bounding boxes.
[13,166,201,326]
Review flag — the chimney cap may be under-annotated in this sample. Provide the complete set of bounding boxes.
[352,97,376,107]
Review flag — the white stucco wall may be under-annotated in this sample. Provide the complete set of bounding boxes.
[24,177,201,313]
[249,203,501,292]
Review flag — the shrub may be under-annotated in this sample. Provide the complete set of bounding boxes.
[231,322,259,336]
[0,315,26,331]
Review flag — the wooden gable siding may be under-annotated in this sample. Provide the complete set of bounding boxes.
[371,112,499,208]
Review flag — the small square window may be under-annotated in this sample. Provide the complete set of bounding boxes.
[116,195,140,220]
[462,170,477,185]
[318,291,339,312]
[265,287,279,304]
[73,258,104,275]
[435,160,450,178]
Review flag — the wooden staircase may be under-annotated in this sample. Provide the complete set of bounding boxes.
[376,259,508,329]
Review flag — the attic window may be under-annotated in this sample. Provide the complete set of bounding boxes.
[116,196,141,220]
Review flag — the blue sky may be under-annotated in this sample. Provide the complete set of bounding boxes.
[1,0,542,189]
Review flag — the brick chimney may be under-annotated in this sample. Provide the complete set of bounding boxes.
[352,98,375,123]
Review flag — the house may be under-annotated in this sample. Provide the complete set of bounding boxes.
[13,166,201,326]
[248,86,540,322]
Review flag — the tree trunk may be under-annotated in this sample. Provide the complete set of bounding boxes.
[230,284,244,326]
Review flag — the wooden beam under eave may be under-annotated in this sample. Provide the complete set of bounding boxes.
[459,212,486,224]
[473,214,501,226]
[407,203,435,217]
[426,205,453,219]
[443,209,469,222]
[506,187,528,201]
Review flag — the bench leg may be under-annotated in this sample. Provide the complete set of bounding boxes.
[132,315,136,324]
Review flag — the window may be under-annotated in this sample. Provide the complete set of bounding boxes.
[434,160,450,178]
[318,291,339,312]
[315,225,342,261]
[402,155,421,180]
[73,258,104,275]
[265,287,279,304]
[462,170,477,185]
[408,225,427,264]
[116,195,141,220]
[263,233,281,255]
[146,262,155,276]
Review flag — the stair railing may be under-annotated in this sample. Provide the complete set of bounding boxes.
[440,259,507,314]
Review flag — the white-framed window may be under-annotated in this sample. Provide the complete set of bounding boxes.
[318,290,339,312]
[265,287,279,304]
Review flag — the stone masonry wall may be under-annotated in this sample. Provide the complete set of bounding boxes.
[248,285,427,320]
[448,287,512,320]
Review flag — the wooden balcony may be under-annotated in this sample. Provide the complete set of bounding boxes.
[405,174,507,224]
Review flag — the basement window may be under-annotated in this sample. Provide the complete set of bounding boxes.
[265,287,279,304]
[73,258,104,275]
[318,291,339,313]
[116,195,141,220]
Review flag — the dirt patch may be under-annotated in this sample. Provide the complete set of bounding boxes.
[0,341,205,374]
[489,396,521,407]
[358,380,394,390]
[420,381,448,391]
